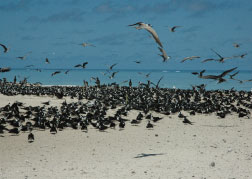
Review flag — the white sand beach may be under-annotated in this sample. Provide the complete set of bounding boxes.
[0,94,252,179]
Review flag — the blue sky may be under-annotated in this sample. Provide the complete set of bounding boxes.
[0,0,252,70]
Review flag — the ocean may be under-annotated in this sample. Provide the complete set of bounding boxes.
[1,68,252,91]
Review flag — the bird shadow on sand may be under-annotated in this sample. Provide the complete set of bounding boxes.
[134,153,166,159]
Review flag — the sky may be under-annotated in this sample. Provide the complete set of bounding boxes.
[0,0,252,70]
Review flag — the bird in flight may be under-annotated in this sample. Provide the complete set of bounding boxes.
[170,26,182,32]
[109,71,119,79]
[192,67,238,83]
[0,43,9,53]
[45,58,50,64]
[0,67,11,73]
[134,60,141,64]
[79,42,96,47]
[233,43,240,48]
[129,22,163,48]
[210,49,233,63]
[107,63,117,70]
[16,51,32,60]
[64,70,70,74]
[74,62,88,68]
[180,56,200,63]
[233,53,247,59]
[51,71,61,76]
[158,47,170,62]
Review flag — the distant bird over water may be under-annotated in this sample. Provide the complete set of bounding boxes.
[233,43,241,48]
[45,58,50,64]
[79,42,96,47]
[181,56,200,63]
[51,71,61,76]
[74,62,88,68]
[16,51,32,60]
[0,43,9,53]
[170,26,182,32]
[129,22,163,48]
[0,67,11,73]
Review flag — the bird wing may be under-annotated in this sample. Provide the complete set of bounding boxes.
[201,75,219,80]
[74,64,81,67]
[110,63,117,69]
[145,25,163,47]
[0,43,8,52]
[158,47,168,62]
[219,67,237,77]
[191,72,199,75]
[201,58,215,63]
[128,22,142,26]
[199,70,206,77]
[156,76,164,88]
[211,49,223,59]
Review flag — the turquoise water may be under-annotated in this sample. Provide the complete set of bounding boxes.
[1,68,252,91]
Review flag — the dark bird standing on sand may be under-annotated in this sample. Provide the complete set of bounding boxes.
[28,132,34,143]
[183,116,193,125]
[0,43,9,53]
[129,22,163,48]
[146,120,153,128]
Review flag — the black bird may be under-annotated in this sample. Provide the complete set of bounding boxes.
[45,58,50,64]
[74,62,88,68]
[146,121,153,128]
[51,71,61,76]
[108,63,117,70]
[170,26,182,32]
[28,132,34,143]
[109,71,118,79]
[50,125,57,134]
[9,127,20,135]
[64,70,70,74]
[0,43,9,53]
[134,60,141,64]
[119,120,125,128]
[183,117,193,125]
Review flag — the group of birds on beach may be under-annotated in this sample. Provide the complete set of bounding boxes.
[0,21,252,143]
[0,79,251,143]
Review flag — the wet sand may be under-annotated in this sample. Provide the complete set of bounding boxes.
[0,94,252,179]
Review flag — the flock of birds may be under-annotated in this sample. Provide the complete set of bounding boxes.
[0,22,251,85]
[0,22,252,143]
[0,80,251,143]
